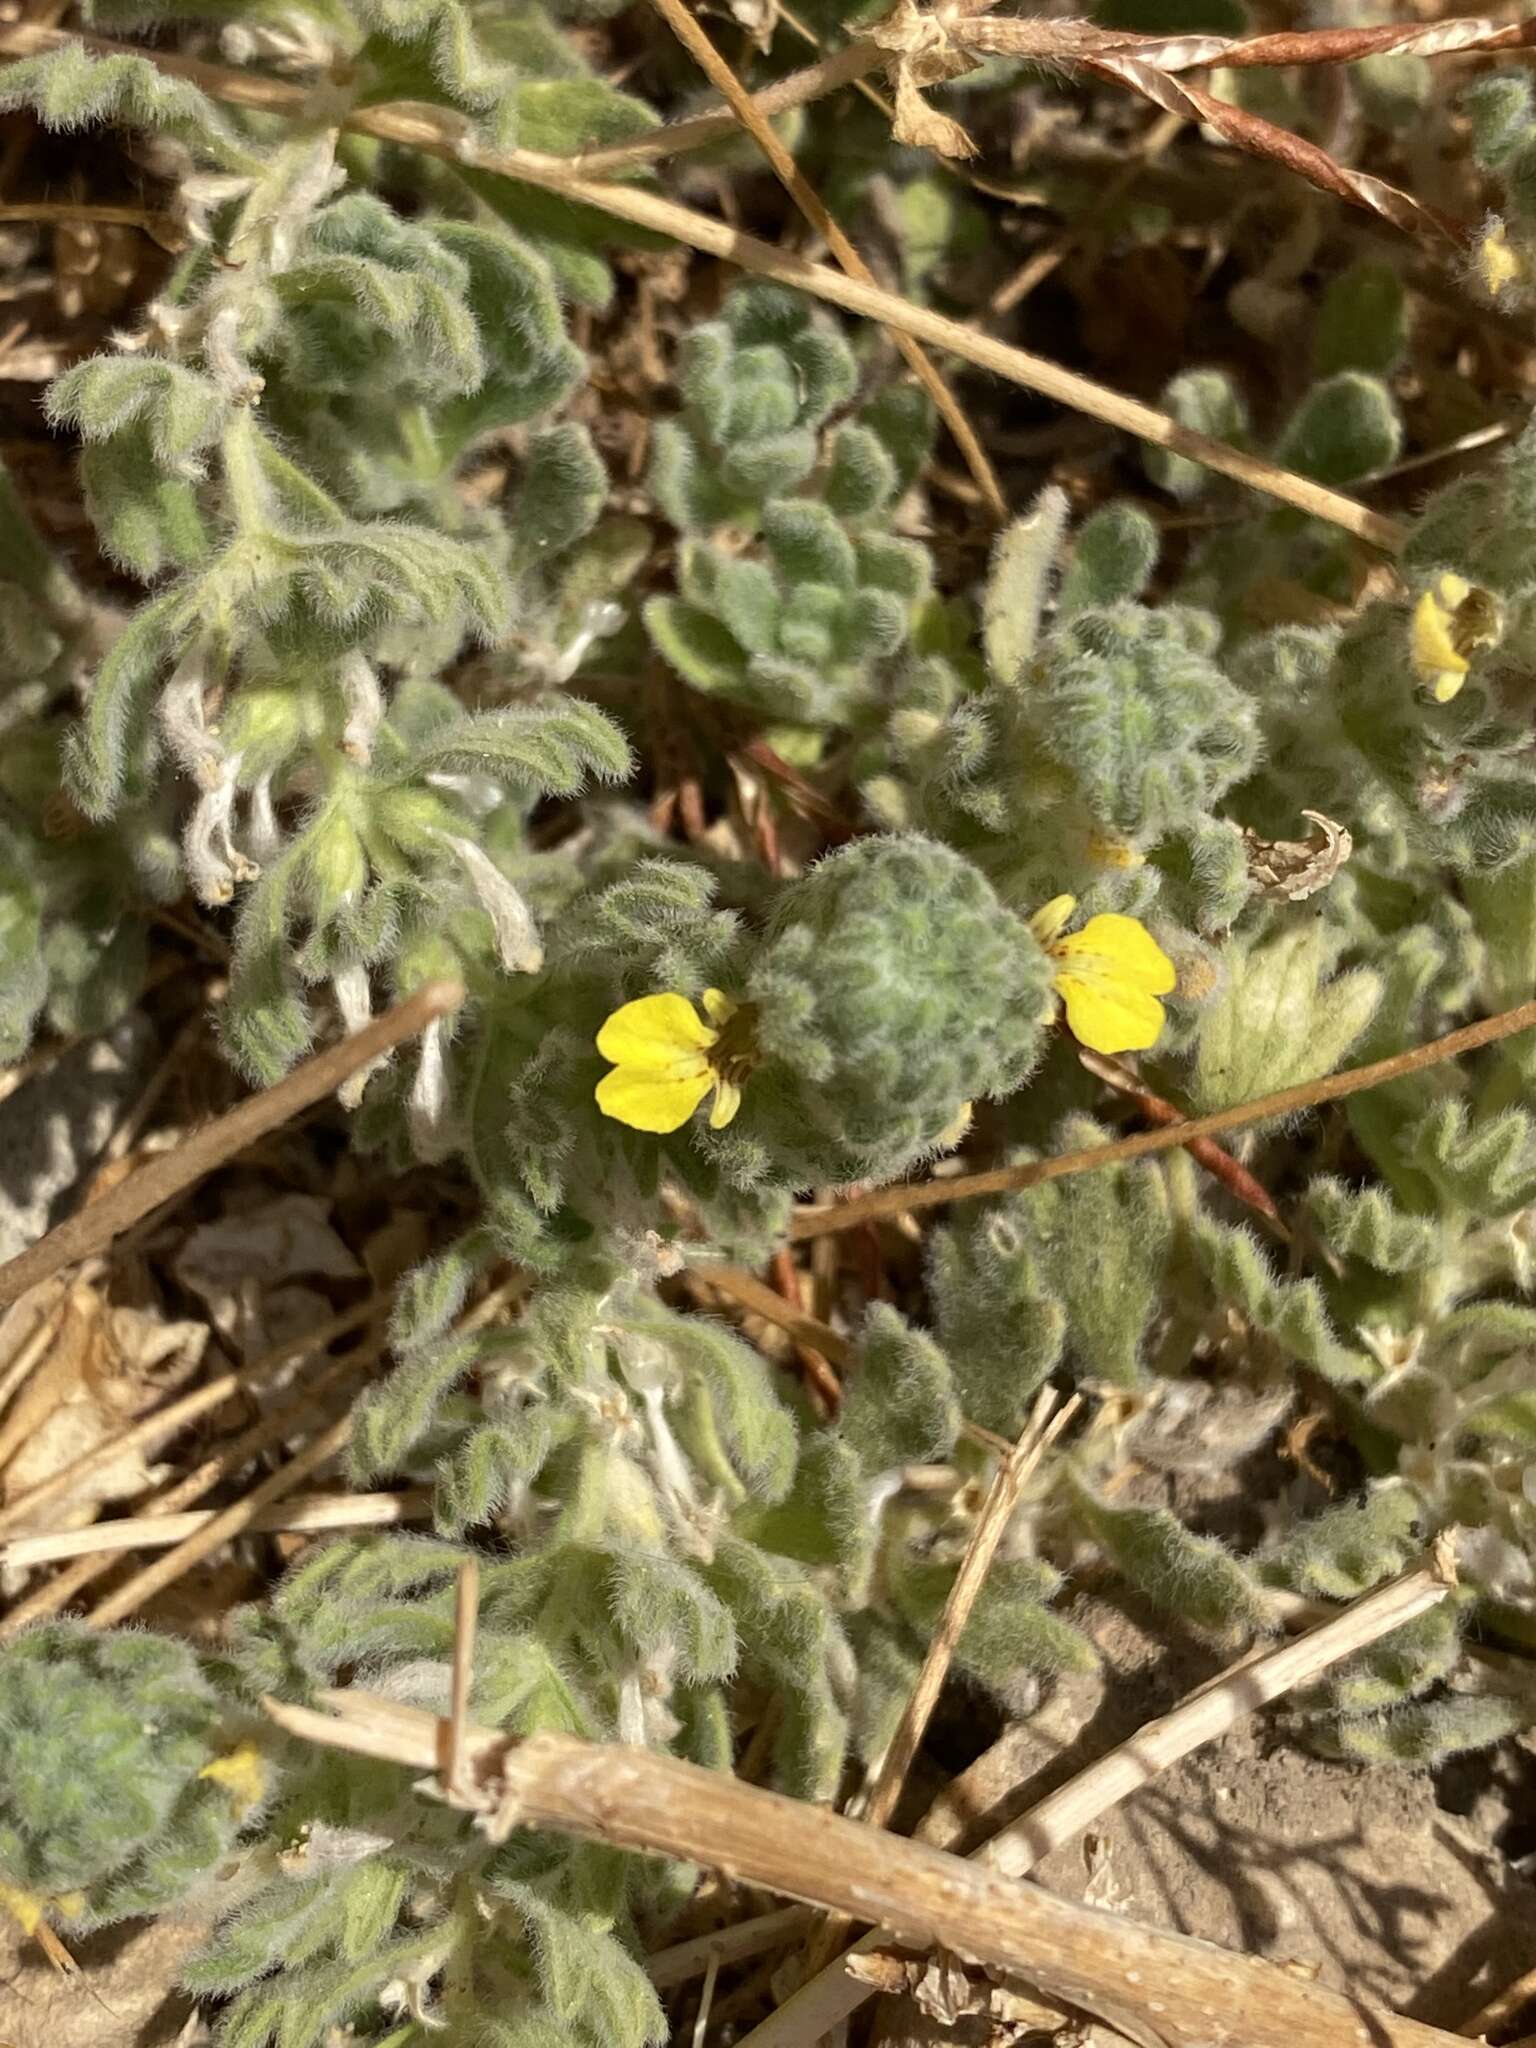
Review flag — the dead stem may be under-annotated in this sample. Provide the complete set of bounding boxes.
[731,1553,1456,2046]
[806,1387,1079,1969]
[87,1412,354,1627]
[646,0,1007,521]
[0,24,1408,544]
[0,1298,377,1540]
[0,981,464,1312]
[791,993,1536,1240]
[0,1488,431,1569]
[266,1569,1466,2048]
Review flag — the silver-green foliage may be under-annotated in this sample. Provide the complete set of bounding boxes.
[12,21,1536,2043]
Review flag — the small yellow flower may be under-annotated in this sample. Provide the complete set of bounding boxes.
[595,989,755,1134]
[200,1740,269,1820]
[1411,572,1503,704]
[1480,221,1524,299]
[0,1881,45,1936]
[1031,894,1175,1055]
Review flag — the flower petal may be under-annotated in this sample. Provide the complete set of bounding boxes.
[1052,913,1176,1055]
[200,1741,269,1820]
[708,1075,742,1129]
[597,993,716,1067]
[1029,893,1077,947]
[1057,914,1176,995]
[1057,972,1167,1055]
[701,987,738,1027]
[1482,223,1523,298]
[597,1064,714,1133]
[1411,588,1469,690]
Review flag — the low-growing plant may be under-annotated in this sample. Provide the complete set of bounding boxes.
[5,9,1536,2044]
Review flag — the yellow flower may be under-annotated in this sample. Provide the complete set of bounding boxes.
[1411,572,1504,704]
[1031,894,1175,1055]
[200,1740,269,1820]
[595,989,754,1134]
[1480,222,1524,299]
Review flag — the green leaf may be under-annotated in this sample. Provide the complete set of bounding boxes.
[839,1303,959,1474]
[983,487,1068,685]
[1058,502,1158,616]
[402,699,632,795]
[1194,1216,1375,1386]
[1276,372,1402,487]
[1068,1472,1270,1636]
[1192,925,1381,1116]
[65,584,191,817]
[1318,1695,1525,1766]
[1316,261,1408,378]
[1145,368,1249,501]
[644,595,750,697]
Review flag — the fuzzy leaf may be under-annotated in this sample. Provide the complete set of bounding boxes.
[401,698,632,795]
[1318,1695,1525,1766]
[1193,925,1381,1116]
[1145,369,1248,501]
[1057,502,1159,617]
[983,487,1068,685]
[839,1303,960,1475]
[1068,1472,1270,1635]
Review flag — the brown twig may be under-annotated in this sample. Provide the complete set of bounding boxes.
[791,993,1536,1240]
[87,1411,353,1627]
[1081,55,1466,247]
[0,1298,375,1540]
[0,980,464,1312]
[266,1632,1471,2048]
[732,1553,1456,2046]
[1077,1046,1290,1238]
[689,1262,1011,1453]
[689,1260,849,1395]
[645,0,1007,521]
[767,1247,840,1412]
[648,1906,814,1990]
[1461,1961,1536,2042]
[0,198,186,250]
[863,1389,1077,1834]
[0,1341,374,1636]
[442,1557,480,1799]
[0,1488,431,1568]
[0,25,1406,545]
[996,14,1536,71]
[807,1388,1079,1970]
[575,40,881,172]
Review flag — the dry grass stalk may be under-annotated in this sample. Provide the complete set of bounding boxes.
[791,992,1536,1239]
[1460,1959,1536,2042]
[265,1582,1469,2048]
[807,1387,1078,1971]
[716,1553,1458,2046]
[0,1298,376,1540]
[580,9,1534,175]
[645,0,1007,522]
[87,1411,354,1627]
[441,1556,480,1799]
[0,980,465,1312]
[647,1906,812,1989]
[0,1342,373,1636]
[0,1487,431,1568]
[576,41,881,171]
[1083,55,1465,246]
[0,24,1406,544]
